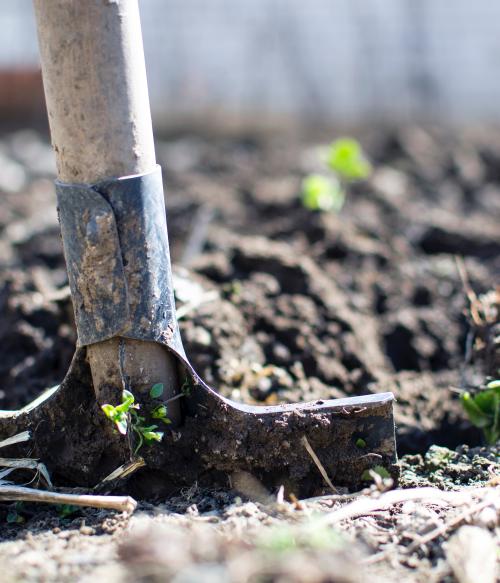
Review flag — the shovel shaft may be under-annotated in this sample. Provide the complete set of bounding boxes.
[33,0,180,416]
[33,0,154,183]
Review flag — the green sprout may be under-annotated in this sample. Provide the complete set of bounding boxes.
[151,405,172,425]
[461,380,500,445]
[101,387,166,454]
[149,383,164,399]
[101,389,136,435]
[355,437,367,449]
[130,412,164,454]
[301,138,371,213]
[326,138,371,181]
[301,174,344,212]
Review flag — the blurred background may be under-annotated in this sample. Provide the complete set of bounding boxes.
[2,0,500,131]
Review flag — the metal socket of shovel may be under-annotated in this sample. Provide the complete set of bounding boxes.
[0,1,397,497]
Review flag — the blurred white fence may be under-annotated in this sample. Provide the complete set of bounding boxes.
[1,0,500,126]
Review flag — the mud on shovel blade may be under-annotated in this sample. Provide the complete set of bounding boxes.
[0,166,397,494]
[0,0,397,496]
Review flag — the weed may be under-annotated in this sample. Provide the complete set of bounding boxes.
[130,413,164,455]
[149,383,164,399]
[301,138,371,212]
[326,138,371,180]
[151,405,172,425]
[302,174,344,212]
[461,380,500,444]
[101,387,166,454]
[101,389,136,435]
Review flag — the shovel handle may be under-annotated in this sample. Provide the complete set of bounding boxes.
[33,0,154,183]
[33,0,180,418]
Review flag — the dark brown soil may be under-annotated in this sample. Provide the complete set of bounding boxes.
[1,126,498,456]
[0,125,499,582]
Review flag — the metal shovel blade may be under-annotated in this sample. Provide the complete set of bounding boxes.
[0,348,397,497]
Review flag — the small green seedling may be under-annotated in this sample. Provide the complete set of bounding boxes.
[130,414,164,454]
[151,405,172,425]
[149,383,164,399]
[102,387,165,454]
[355,437,367,449]
[101,389,136,435]
[302,174,344,212]
[301,138,371,212]
[461,380,500,445]
[326,138,372,181]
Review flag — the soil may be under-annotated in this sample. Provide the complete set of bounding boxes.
[0,125,498,581]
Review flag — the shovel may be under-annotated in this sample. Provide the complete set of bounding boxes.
[0,0,397,497]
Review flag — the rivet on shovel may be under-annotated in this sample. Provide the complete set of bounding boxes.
[0,0,397,497]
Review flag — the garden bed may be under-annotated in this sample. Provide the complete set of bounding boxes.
[0,125,498,582]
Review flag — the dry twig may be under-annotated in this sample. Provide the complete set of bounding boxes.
[0,484,137,513]
[301,435,338,493]
[321,486,494,525]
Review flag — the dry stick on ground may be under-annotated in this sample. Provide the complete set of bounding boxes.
[405,497,496,553]
[0,485,137,513]
[321,486,497,525]
[362,492,498,566]
[455,256,484,327]
[0,431,137,511]
[0,431,30,449]
[301,435,338,493]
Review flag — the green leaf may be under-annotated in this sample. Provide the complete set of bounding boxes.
[115,390,135,413]
[143,431,164,443]
[141,424,159,432]
[355,438,366,448]
[152,405,168,419]
[461,392,491,428]
[149,383,164,399]
[101,404,116,420]
[115,417,128,435]
[327,138,371,181]
[474,390,498,415]
[301,174,345,212]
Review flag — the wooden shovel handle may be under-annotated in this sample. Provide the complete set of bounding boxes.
[33,0,180,419]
